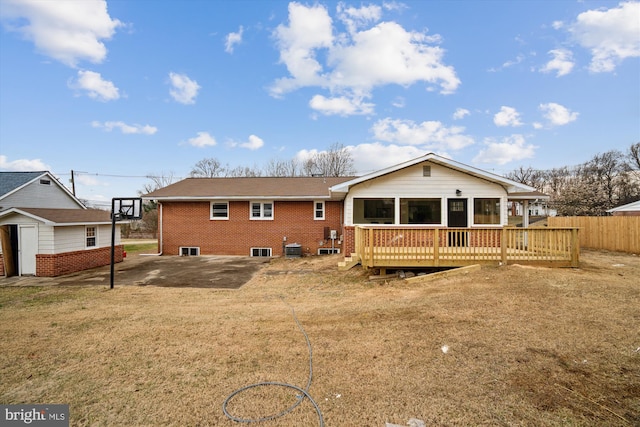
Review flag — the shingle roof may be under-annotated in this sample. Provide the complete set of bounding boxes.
[0,171,47,197]
[0,207,112,225]
[143,176,355,200]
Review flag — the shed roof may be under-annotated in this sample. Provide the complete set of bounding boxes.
[0,207,113,225]
[143,176,355,201]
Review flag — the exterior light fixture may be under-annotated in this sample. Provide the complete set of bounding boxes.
[456,189,462,196]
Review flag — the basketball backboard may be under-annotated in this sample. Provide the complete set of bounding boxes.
[112,197,143,220]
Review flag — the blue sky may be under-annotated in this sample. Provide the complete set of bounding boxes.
[1,0,638,208]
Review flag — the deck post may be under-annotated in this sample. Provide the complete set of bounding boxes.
[434,228,439,266]
[501,227,507,264]
[571,228,580,267]
[368,227,374,268]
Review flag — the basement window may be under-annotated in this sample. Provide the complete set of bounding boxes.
[180,247,200,256]
[251,247,272,257]
[318,248,340,255]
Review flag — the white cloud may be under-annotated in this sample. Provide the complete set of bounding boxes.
[453,108,470,120]
[371,117,474,151]
[69,70,119,101]
[391,96,405,108]
[309,94,375,116]
[0,155,51,171]
[337,3,382,34]
[0,0,122,67]
[225,26,243,53]
[233,134,264,150]
[92,121,157,135]
[569,1,640,73]
[184,131,216,148]
[168,72,200,104]
[473,135,537,165]
[539,102,579,126]
[540,48,575,77]
[493,106,523,127]
[270,3,459,114]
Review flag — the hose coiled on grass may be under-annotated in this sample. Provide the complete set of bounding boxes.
[222,300,324,426]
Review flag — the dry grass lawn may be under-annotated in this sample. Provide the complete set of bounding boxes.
[1,249,639,426]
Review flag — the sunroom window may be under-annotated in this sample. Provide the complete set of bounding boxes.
[400,198,441,224]
[474,198,501,225]
[353,198,395,224]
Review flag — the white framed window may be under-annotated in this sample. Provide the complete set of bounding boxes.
[86,226,96,248]
[251,247,272,257]
[250,201,273,220]
[180,247,200,256]
[210,201,229,220]
[314,201,325,220]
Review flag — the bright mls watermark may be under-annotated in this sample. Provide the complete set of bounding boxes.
[1,405,69,426]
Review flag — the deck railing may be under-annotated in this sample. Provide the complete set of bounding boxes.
[353,226,579,268]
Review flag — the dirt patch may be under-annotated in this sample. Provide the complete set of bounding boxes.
[2,254,270,289]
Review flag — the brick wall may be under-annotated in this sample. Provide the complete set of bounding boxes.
[35,245,123,277]
[161,201,344,256]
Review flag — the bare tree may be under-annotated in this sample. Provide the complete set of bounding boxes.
[264,158,300,177]
[301,143,355,177]
[627,142,640,170]
[505,166,546,190]
[190,157,227,177]
[226,165,262,177]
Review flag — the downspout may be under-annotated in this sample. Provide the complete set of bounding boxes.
[142,201,162,256]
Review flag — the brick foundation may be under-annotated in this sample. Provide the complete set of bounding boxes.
[35,246,123,277]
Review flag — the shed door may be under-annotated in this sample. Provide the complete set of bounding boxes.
[19,225,38,275]
[447,199,468,227]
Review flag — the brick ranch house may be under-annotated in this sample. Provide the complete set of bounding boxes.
[143,153,553,264]
[0,171,123,277]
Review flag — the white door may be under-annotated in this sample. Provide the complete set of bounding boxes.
[19,225,38,275]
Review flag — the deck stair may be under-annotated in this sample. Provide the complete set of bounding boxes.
[338,253,361,270]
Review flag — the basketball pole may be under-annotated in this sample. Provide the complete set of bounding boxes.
[110,198,117,289]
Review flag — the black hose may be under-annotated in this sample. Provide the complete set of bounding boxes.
[222,300,324,426]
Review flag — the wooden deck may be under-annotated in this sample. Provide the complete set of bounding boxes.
[340,226,580,270]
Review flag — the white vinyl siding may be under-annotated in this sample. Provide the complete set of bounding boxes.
[344,162,507,226]
[1,179,81,209]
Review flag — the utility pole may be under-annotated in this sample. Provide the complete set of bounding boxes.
[70,170,76,196]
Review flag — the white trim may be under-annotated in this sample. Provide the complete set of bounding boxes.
[250,201,274,220]
[85,226,97,248]
[210,201,229,220]
[250,247,272,257]
[179,247,200,256]
[314,200,325,220]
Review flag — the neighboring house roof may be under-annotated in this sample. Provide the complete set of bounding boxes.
[0,171,86,209]
[0,207,113,226]
[329,152,545,197]
[143,176,355,201]
[0,171,47,196]
[607,199,640,213]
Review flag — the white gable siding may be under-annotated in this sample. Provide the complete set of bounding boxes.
[1,179,81,210]
[344,162,508,226]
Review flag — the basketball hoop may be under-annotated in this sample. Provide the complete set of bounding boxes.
[110,197,143,289]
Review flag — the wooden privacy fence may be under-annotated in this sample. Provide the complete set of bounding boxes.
[353,226,579,269]
[548,216,640,254]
